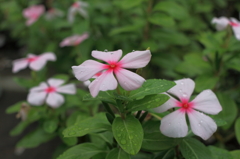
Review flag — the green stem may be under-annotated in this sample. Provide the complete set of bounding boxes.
[139,111,148,123]
[102,102,115,118]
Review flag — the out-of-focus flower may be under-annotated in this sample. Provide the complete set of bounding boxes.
[154,78,222,140]
[212,17,240,40]
[12,52,56,73]
[72,50,151,97]
[68,1,88,23]
[27,78,76,108]
[23,5,45,26]
[45,8,64,20]
[59,33,89,47]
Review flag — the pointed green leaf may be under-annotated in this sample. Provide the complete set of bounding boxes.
[106,148,130,159]
[154,149,175,159]
[230,150,240,159]
[235,117,240,144]
[5,101,25,114]
[83,91,116,105]
[43,118,59,133]
[148,13,175,27]
[208,146,233,159]
[112,115,143,155]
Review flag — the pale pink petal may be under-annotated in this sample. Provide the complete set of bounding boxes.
[167,78,195,101]
[47,78,65,87]
[230,18,240,40]
[191,90,222,115]
[73,33,89,45]
[29,58,47,71]
[12,58,28,73]
[212,17,229,30]
[78,8,88,18]
[27,91,47,106]
[72,60,105,81]
[57,84,76,94]
[30,82,48,92]
[188,110,217,140]
[160,110,188,138]
[120,50,151,69]
[46,92,64,108]
[88,70,118,97]
[91,50,122,63]
[115,69,145,91]
[154,94,179,113]
[67,7,77,23]
[83,80,91,86]
[59,37,72,47]
[40,52,56,61]
[26,18,37,26]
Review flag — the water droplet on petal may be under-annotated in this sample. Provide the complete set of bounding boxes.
[168,123,171,126]
[198,123,201,126]
[181,82,184,85]
[132,50,135,52]
[179,89,182,92]
[104,49,108,52]
[200,120,203,123]
[182,93,187,97]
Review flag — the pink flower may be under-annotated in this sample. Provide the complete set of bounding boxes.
[12,52,56,73]
[59,33,89,47]
[27,78,76,108]
[212,17,240,40]
[68,1,88,23]
[72,50,151,97]
[154,78,222,140]
[45,8,64,20]
[23,5,45,26]
[83,71,103,87]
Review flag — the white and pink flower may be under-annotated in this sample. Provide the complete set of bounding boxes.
[68,1,88,23]
[12,52,56,73]
[59,33,89,47]
[212,17,240,40]
[72,50,151,97]
[23,5,45,26]
[154,78,222,140]
[45,8,64,20]
[27,78,76,108]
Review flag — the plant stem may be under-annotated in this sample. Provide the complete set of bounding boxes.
[102,102,115,117]
[139,111,148,123]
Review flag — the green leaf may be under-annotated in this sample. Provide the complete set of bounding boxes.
[66,111,89,127]
[10,121,30,136]
[61,137,78,146]
[90,131,113,147]
[195,75,219,92]
[113,0,144,9]
[210,115,227,127]
[83,91,116,105]
[179,138,213,159]
[63,113,111,137]
[129,79,175,100]
[148,13,175,27]
[153,1,189,20]
[215,93,238,130]
[52,74,69,81]
[127,94,169,112]
[230,150,240,159]
[43,118,59,133]
[5,101,24,114]
[112,115,143,155]
[154,149,175,159]
[16,128,56,148]
[234,117,240,144]
[226,57,240,72]
[208,146,233,159]
[142,132,180,152]
[106,148,130,159]
[13,77,37,88]
[57,143,105,159]
[109,25,143,36]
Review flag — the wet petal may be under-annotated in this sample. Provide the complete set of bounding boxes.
[72,60,105,81]
[47,78,65,87]
[192,90,222,115]
[188,110,217,140]
[120,50,151,69]
[212,17,229,30]
[57,84,76,94]
[115,69,145,91]
[12,58,28,73]
[154,93,179,113]
[27,91,47,106]
[91,50,122,63]
[167,78,195,101]
[88,70,117,97]
[46,92,64,108]
[160,110,188,138]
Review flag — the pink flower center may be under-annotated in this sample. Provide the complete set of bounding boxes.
[176,99,194,113]
[229,21,240,27]
[103,61,122,72]
[72,2,80,8]
[27,57,38,62]
[45,86,56,93]
[95,72,102,77]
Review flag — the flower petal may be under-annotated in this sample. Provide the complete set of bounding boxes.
[29,57,47,71]
[212,17,229,30]
[160,110,188,138]
[168,78,195,101]
[91,50,122,63]
[46,92,64,108]
[12,58,28,73]
[27,91,47,106]
[154,93,179,113]
[57,84,76,94]
[230,18,240,40]
[120,50,151,69]
[115,69,145,91]
[40,52,56,61]
[188,110,217,140]
[47,78,65,87]
[88,70,117,97]
[30,82,48,92]
[192,90,222,115]
[72,60,105,81]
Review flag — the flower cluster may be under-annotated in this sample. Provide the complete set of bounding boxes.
[60,33,89,47]
[23,5,45,26]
